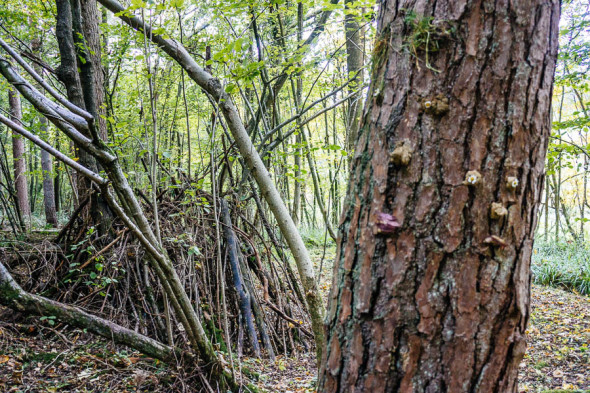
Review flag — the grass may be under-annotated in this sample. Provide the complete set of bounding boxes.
[300,226,335,248]
[532,239,590,295]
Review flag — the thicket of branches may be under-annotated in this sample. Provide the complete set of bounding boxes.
[0,0,372,390]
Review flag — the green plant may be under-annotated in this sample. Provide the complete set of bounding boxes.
[39,315,56,326]
[532,239,590,295]
[403,10,454,72]
[300,226,334,248]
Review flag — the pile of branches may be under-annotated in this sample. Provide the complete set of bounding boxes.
[1,182,313,365]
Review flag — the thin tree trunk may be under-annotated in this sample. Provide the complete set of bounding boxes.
[9,90,30,221]
[220,199,261,357]
[344,0,364,152]
[320,0,560,391]
[291,1,303,227]
[30,39,58,228]
[40,140,58,228]
[544,175,549,241]
[301,125,337,240]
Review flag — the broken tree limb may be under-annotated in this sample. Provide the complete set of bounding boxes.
[0,261,180,363]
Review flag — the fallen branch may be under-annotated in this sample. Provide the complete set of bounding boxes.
[0,261,182,363]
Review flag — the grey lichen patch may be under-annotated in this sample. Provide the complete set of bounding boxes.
[421,94,449,115]
[463,170,482,186]
[506,176,519,190]
[490,202,508,219]
[390,140,413,166]
[207,77,222,94]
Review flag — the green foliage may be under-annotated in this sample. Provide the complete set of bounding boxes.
[532,240,590,295]
[402,10,454,73]
[300,226,334,247]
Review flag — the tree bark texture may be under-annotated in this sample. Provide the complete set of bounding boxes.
[55,0,113,232]
[80,0,108,141]
[320,1,560,392]
[9,90,30,218]
[29,39,58,228]
[41,141,58,228]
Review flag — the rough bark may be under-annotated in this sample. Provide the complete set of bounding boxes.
[320,1,560,392]
[9,90,30,219]
[80,0,108,141]
[55,0,114,234]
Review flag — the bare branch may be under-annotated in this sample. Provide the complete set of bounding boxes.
[0,37,93,121]
[0,59,114,162]
[0,113,106,184]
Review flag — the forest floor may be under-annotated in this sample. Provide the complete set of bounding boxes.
[0,246,588,392]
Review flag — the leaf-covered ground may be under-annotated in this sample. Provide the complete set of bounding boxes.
[0,284,588,392]
[519,285,590,392]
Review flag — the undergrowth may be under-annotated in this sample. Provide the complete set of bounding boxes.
[532,240,590,295]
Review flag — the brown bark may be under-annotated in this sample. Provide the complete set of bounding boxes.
[9,90,30,219]
[80,0,108,141]
[320,1,560,392]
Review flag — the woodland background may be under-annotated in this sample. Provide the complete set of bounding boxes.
[0,0,588,392]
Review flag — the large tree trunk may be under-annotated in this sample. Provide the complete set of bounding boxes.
[320,1,560,392]
[9,90,30,220]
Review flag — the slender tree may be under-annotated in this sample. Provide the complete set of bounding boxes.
[40,119,58,228]
[9,90,30,220]
[320,0,560,392]
[30,38,58,228]
[343,0,364,151]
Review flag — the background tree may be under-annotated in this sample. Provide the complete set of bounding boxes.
[8,89,29,224]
